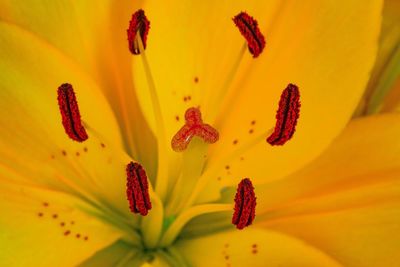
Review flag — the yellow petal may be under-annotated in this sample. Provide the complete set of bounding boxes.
[175,228,341,266]
[0,21,139,216]
[256,113,400,212]
[0,1,157,165]
[0,181,121,267]
[195,0,382,204]
[255,114,400,266]
[0,20,122,146]
[263,199,400,267]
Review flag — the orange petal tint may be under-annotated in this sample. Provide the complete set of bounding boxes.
[57,83,88,142]
[171,107,219,152]
[233,12,266,58]
[267,84,300,145]
[127,9,150,55]
[232,178,256,230]
[126,162,152,216]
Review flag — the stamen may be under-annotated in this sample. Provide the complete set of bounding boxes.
[232,178,256,230]
[171,107,219,152]
[57,83,88,142]
[130,13,169,201]
[126,162,152,216]
[233,12,266,58]
[127,9,150,55]
[267,84,300,145]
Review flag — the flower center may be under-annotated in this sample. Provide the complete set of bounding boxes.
[52,8,303,261]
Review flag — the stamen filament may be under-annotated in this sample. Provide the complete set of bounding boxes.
[183,128,273,210]
[140,187,164,249]
[136,34,169,201]
[205,42,247,122]
[159,203,232,247]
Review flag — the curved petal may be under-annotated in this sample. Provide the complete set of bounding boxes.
[195,0,383,204]
[0,21,138,217]
[0,181,121,267]
[0,0,157,165]
[256,113,400,212]
[0,20,122,146]
[175,228,342,267]
[255,114,400,266]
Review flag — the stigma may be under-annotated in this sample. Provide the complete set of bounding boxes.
[171,107,219,152]
[57,83,88,142]
[267,84,301,145]
[126,162,152,216]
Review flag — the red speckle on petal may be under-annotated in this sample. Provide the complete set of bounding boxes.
[171,107,219,152]
[64,230,71,236]
[233,12,266,58]
[127,9,150,55]
[267,84,300,146]
[57,83,88,142]
[232,178,256,229]
[126,162,152,216]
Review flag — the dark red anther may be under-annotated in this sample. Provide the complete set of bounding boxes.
[267,84,301,146]
[232,178,256,230]
[126,162,152,216]
[127,9,150,55]
[171,107,219,152]
[233,12,266,58]
[57,83,88,142]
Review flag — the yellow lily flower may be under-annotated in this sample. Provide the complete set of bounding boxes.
[0,0,388,266]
